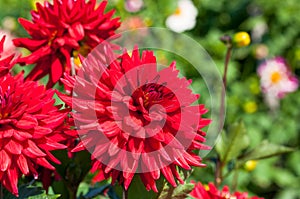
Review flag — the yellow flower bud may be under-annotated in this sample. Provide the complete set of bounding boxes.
[233,32,251,47]
[243,101,258,114]
[244,160,258,171]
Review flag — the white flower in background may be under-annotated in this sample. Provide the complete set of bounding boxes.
[125,0,144,13]
[166,0,198,33]
[257,57,298,109]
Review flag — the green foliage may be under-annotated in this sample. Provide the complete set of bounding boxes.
[157,183,194,199]
[3,184,60,199]
[237,141,295,165]
[216,121,250,163]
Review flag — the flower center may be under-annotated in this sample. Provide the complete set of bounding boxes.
[174,7,181,15]
[139,83,164,109]
[48,31,58,46]
[72,44,91,67]
[270,71,281,84]
[0,112,8,119]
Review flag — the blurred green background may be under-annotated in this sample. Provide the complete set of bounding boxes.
[1,0,299,198]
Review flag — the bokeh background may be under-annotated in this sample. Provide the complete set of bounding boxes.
[1,0,299,198]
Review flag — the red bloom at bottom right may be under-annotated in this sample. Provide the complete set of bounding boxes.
[190,182,263,199]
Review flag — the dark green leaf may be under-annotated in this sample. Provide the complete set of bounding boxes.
[28,192,61,199]
[3,184,43,199]
[82,184,110,199]
[157,183,194,199]
[238,140,295,164]
[216,121,250,163]
[114,175,164,199]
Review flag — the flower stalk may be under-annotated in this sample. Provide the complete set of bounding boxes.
[215,35,233,187]
[123,186,128,199]
[0,184,3,199]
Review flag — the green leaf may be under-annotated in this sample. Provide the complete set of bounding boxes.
[3,184,43,199]
[51,150,91,198]
[238,140,295,164]
[215,121,250,163]
[28,192,61,199]
[114,175,164,199]
[157,183,194,199]
[82,184,110,199]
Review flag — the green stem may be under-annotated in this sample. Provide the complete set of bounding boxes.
[219,45,232,130]
[0,184,3,199]
[222,46,232,88]
[123,186,128,199]
[215,159,223,187]
[215,39,233,188]
[231,169,239,191]
[71,61,76,76]
[67,186,77,199]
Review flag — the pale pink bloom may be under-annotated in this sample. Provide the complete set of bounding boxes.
[0,30,16,58]
[257,57,298,109]
[125,0,144,13]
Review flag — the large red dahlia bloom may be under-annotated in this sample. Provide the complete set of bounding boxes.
[0,73,67,196]
[0,36,16,76]
[59,47,211,192]
[190,182,264,199]
[13,0,120,88]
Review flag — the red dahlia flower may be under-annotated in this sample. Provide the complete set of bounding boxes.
[0,36,16,76]
[59,47,211,192]
[0,73,68,196]
[190,182,264,199]
[13,0,120,88]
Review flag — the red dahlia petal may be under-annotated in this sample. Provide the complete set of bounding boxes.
[0,150,10,171]
[15,113,38,129]
[4,139,23,155]
[69,22,85,40]
[50,57,64,84]
[24,140,46,158]
[16,154,29,175]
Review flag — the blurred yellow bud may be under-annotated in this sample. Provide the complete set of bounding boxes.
[243,101,257,114]
[244,160,258,171]
[204,184,209,191]
[32,0,46,10]
[233,32,251,47]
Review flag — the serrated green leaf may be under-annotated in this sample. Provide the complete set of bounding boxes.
[215,121,250,163]
[28,192,61,199]
[238,140,295,165]
[157,183,194,199]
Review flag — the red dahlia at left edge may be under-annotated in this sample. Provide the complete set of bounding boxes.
[0,36,72,196]
[13,0,121,88]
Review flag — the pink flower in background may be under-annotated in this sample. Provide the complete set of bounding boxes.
[257,57,298,109]
[0,30,16,58]
[0,35,16,77]
[125,0,144,13]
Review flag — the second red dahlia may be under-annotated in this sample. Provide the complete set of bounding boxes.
[0,73,68,196]
[14,0,120,87]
